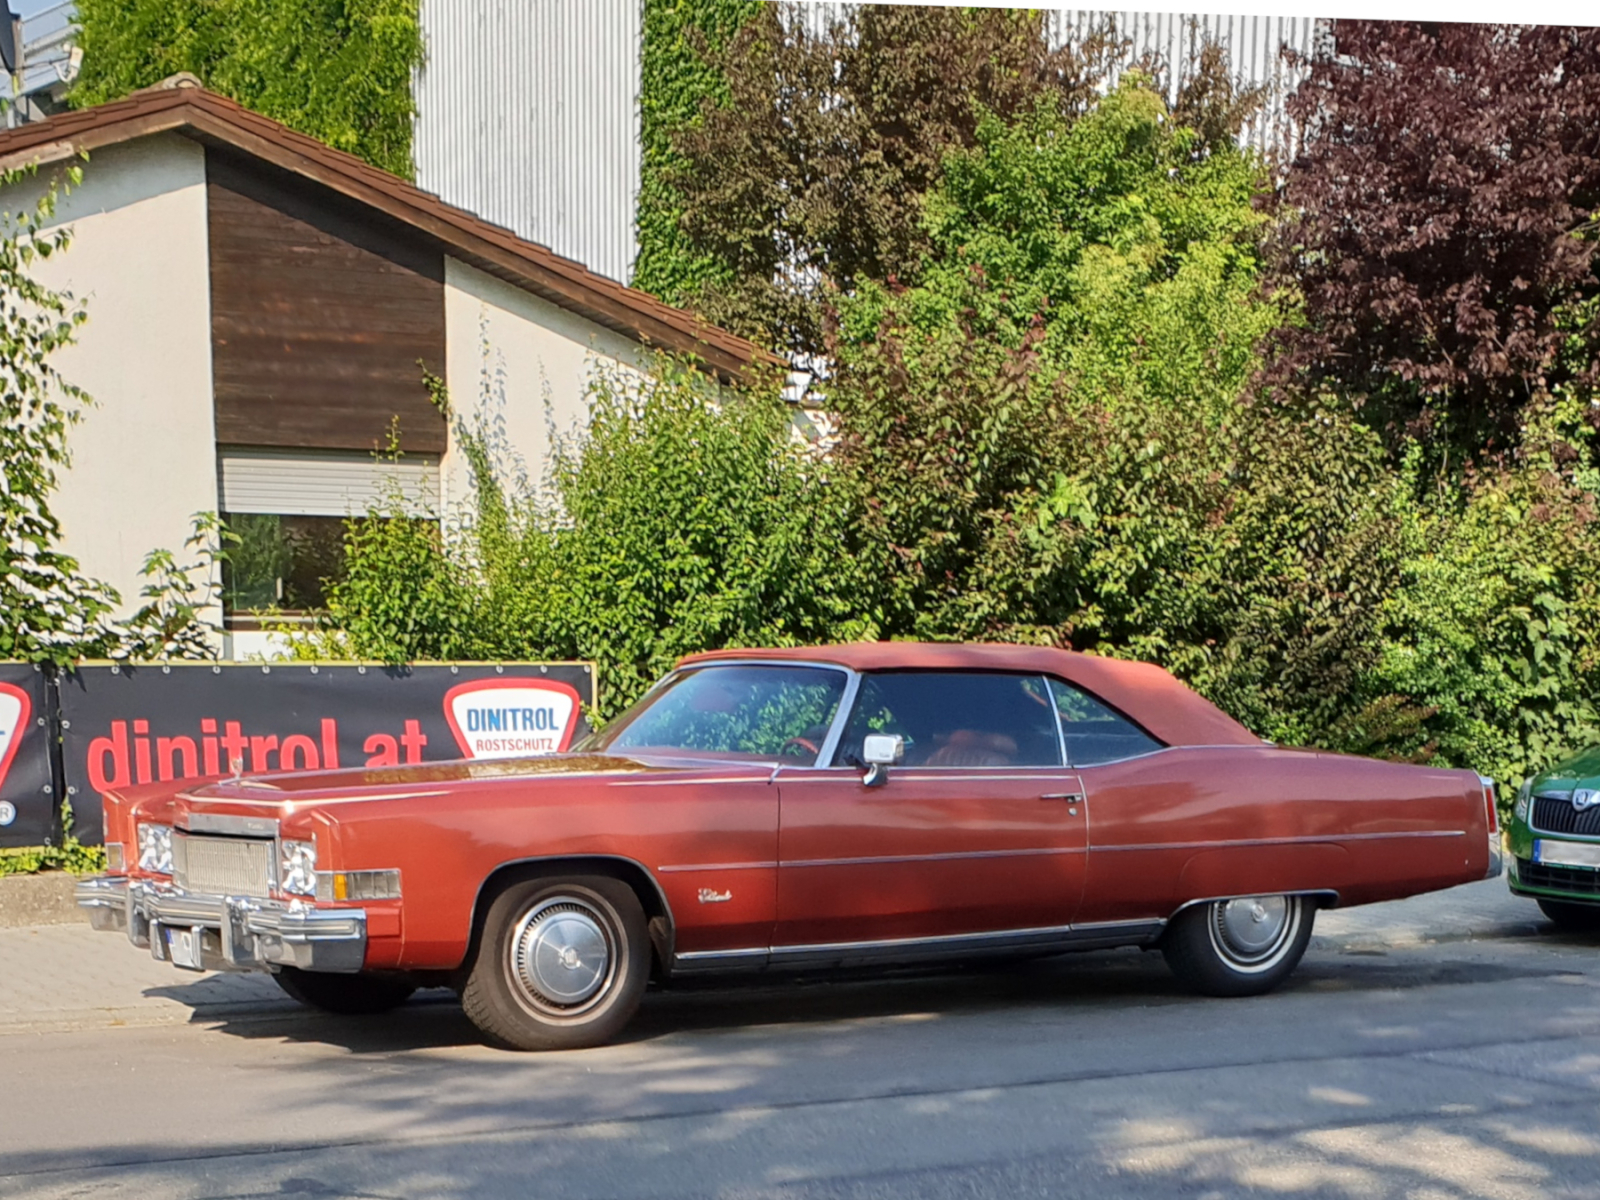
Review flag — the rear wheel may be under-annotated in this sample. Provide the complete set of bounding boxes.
[462,876,650,1051]
[1162,894,1314,997]
[1537,897,1600,932]
[273,967,416,1015]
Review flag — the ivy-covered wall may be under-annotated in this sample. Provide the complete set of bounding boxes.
[71,0,425,179]
[632,0,761,305]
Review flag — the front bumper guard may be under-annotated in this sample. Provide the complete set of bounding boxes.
[75,875,366,974]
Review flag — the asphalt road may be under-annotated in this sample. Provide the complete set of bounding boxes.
[2,880,1599,1200]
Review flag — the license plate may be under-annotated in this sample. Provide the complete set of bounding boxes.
[1534,839,1600,870]
[165,925,204,971]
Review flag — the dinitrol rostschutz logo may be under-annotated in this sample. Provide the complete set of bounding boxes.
[443,678,582,759]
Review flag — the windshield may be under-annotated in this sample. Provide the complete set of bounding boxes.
[583,663,848,766]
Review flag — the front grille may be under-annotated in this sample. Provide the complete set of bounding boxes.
[1530,795,1600,837]
[1517,858,1600,896]
[173,833,272,898]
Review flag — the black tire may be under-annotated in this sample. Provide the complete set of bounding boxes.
[273,967,416,1015]
[1537,897,1600,932]
[461,875,650,1051]
[1162,894,1315,998]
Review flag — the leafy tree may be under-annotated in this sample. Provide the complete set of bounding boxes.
[0,165,120,664]
[72,0,424,177]
[831,291,1402,747]
[659,4,1125,359]
[840,82,1277,404]
[1270,22,1600,454]
[634,0,762,304]
[1368,390,1600,790]
[823,81,1399,745]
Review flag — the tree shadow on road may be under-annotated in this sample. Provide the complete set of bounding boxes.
[171,943,1555,1057]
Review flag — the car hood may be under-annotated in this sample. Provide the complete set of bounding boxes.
[182,751,701,801]
[1530,745,1600,795]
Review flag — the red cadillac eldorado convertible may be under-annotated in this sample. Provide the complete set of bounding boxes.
[76,644,1501,1050]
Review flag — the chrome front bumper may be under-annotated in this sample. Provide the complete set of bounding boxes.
[75,875,367,974]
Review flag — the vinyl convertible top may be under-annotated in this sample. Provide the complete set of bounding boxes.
[678,643,1264,749]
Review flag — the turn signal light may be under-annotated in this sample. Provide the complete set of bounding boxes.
[315,869,401,903]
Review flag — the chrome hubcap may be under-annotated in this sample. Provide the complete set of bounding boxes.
[1209,895,1298,971]
[508,898,614,1016]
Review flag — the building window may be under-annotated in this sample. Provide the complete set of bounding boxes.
[220,513,350,614]
[217,449,438,623]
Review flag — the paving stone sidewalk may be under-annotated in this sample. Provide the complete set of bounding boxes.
[0,923,292,1034]
[0,877,1546,1035]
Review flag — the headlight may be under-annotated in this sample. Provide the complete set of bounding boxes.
[279,839,317,897]
[136,823,173,874]
[1515,779,1532,823]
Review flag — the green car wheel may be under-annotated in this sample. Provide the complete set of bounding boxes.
[1537,897,1600,933]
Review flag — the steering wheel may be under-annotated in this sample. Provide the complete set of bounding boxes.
[779,736,820,760]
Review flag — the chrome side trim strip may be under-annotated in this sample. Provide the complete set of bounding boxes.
[1092,829,1466,853]
[673,947,769,962]
[783,846,1087,869]
[616,777,773,787]
[657,861,779,874]
[669,946,770,974]
[179,790,453,807]
[772,923,1072,957]
[668,918,1167,976]
[766,921,1165,969]
[1168,890,1339,919]
[1067,918,1171,933]
[776,771,1091,784]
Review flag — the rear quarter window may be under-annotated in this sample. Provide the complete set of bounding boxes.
[1046,677,1165,766]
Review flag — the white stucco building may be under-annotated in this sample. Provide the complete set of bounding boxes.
[0,80,772,656]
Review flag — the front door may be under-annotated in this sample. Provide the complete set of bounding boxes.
[775,671,1088,951]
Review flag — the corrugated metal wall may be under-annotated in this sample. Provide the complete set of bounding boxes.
[787,6,1324,156]
[413,0,643,286]
[413,3,1323,287]
[1046,10,1325,155]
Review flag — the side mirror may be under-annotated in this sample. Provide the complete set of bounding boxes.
[860,733,904,788]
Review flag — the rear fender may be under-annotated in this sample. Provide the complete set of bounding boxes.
[1176,844,1351,906]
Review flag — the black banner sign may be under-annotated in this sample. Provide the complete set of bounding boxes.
[0,663,55,848]
[58,662,595,844]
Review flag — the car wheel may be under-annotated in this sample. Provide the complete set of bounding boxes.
[462,876,650,1051]
[1537,897,1600,932]
[273,967,416,1015]
[1162,894,1315,997]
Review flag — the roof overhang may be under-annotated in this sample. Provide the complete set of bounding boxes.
[0,84,782,386]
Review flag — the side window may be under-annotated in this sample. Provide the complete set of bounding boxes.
[1046,678,1164,766]
[833,672,1064,768]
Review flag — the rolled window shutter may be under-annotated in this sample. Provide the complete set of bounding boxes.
[217,449,440,517]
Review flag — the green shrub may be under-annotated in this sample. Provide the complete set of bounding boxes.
[311,358,871,717]
[1366,391,1600,788]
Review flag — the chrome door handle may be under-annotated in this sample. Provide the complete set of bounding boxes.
[1041,792,1084,802]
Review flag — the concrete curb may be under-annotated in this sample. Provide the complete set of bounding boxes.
[0,872,84,928]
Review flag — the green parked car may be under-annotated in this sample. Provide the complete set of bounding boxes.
[1507,747,1600,932]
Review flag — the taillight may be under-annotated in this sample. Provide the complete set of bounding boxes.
[1479,775,1499,833]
